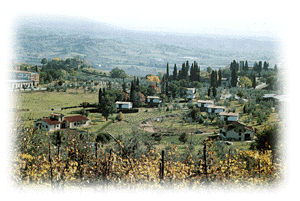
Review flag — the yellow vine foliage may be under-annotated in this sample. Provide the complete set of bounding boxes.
[12,144,282,189]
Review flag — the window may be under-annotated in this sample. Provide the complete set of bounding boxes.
[46,125,48,128]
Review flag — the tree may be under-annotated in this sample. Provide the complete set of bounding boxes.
[252,73,256,89]
[148,83,159,94]
[98,88,103,104]
[100,95,117,121]
[239,76,252,88]
[132,91,145,107]
[208,87,211,97]
[166,63,169,96]
[96,132,111,145]
[110,67,128,78]
[218,68,222,87]
[207,66,212,74]
[116,112,124,121]
[231,69,238,87]
[41,58,48,65]
[250,125,278,153]
[179,133,188,144]
[263,61,269,71]
[212,86,217,97]
[147,75,161,83]
[244,60,249,71]
[173,64,177,81]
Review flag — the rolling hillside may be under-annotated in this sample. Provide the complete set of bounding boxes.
[13,16,279,76]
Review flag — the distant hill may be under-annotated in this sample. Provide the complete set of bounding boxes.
[13,15,279,76]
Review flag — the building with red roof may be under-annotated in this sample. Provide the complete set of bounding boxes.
[220,121,255,141]
[34,113,91,132]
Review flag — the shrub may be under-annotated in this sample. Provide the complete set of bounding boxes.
[116,112,124,121]
[179,133,188,144]
[119,108,139,113]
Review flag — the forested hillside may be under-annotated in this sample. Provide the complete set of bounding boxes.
[13,16,279,76]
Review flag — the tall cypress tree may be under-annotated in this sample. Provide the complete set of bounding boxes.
[252,73,256,89]
[166,63,169,96]
[218,68,222,87]
[263,61,269,71]
[173,64,177,81]
[185,61,190,80]
[98,88,102,104]
[231,69,238,87]
[245,60,249,71]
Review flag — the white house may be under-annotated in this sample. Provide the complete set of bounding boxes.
[207,105,226,114]
[115,101,133,109]
[220,121,255,141]
[197,100,214,111]
[186,88,196,100]
[34,113,91,132]
[147,96,162,106]
[219,112,239,122]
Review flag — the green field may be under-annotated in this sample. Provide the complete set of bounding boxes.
[16,88,279,155]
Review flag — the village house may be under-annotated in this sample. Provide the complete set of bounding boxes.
[115,101,133,109]
[9,70,40,89]
[197,100,214,112]
[219,112,239,122]
[146,96,161,106]
[34,113,91,132]
[220,121,255,141]
[207,105,226,114]
[186,88,196,100]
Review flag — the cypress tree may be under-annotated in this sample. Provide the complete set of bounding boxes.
[252,73,256,89]
[173,64,177,81]
[208,88,211,97]
[263,61,269,71]
[98,88,102,104]
[218,68,222,87]
[212,86,217,97]
[231,69,238,87]
[245,60,249,71]
[166,63,169,96]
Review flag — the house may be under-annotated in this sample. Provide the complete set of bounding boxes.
[34,113,91,132]
[186,88,196,100]
[115,101,133,109]
[197,100,214,112]
[9,70,40,89]
[146,96,162,106]
[219,112,239,122]
[220,121,255,141]
[207,105,226,114]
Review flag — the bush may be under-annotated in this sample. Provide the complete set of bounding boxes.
[179,133,188,144]
[116,112,124,121]
[119,108,139,113]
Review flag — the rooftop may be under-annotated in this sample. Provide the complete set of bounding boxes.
[115,101,132,105]
[197,100,214,103]
[147,96,161,99]
[207,105,226,109]
[64,115,89,122]
[219,112,239,116]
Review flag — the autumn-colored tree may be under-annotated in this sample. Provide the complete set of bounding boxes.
[148,83,159,93]
[132,91,145,107]
[147,75,161,83]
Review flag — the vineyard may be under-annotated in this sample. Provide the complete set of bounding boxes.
[11,123,283,190]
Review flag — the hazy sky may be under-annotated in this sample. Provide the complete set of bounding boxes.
[7,0,287,39]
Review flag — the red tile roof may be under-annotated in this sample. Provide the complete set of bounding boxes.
[41,115,89,125]
[64,115,89,122]
[41,118,62,125]
[223,121,254,132]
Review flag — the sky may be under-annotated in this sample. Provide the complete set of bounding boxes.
[6,0,287,38]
